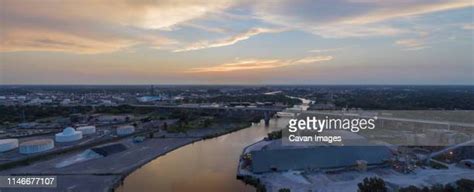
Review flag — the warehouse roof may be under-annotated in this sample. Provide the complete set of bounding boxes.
[250,146,393,173]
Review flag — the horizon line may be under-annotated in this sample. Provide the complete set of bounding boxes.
[1,84,473,87]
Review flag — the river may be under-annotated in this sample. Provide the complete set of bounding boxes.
[116,118,291,192]
[117,97,311,192]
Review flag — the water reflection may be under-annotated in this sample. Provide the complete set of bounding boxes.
[117,118,290,192]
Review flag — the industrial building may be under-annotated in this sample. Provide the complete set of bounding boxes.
[137,96,162,102]
[96,115,132,123]
[250,146,393,173]
[424,129,470,146]
[117,125,135,136]
[19,139,54,154]
[77,125,96,135]
[0,139,19,152]
[55,127,83,142]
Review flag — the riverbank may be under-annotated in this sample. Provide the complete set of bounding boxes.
[0,121,256,192]
[110,121,255,191]
[117,117,292,192]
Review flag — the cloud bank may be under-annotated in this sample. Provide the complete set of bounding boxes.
[254,0,472,38]
[0,0,471,53]
[173,28,284,52]
[187,55,333,73]
[0,0,232,53]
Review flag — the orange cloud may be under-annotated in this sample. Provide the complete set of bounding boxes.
[0,0,230,54]
[395,39,424,47]
[187,55,333,73]
[462,23,474,30]
[0,27,177,54]
[293,56,334,64]
[174,28,285,52]
[395,38,431,51]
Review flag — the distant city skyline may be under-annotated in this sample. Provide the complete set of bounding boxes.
[0,0,473,85]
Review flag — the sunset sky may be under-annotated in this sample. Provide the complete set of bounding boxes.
[0,0,473,85]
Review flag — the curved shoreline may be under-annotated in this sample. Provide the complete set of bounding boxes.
[109,137,199,192]
[111,121,256,192]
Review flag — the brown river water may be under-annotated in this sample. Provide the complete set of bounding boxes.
[116,117,291,192]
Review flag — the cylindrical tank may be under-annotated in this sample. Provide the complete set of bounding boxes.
[77,126,96,135]
[0,139,19,152]
[55,127,83,142]
[19,139,54,154]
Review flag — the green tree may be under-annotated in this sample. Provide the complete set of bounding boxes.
[357,177,387,192]
[399,185,421,192]
[457,179,474,192]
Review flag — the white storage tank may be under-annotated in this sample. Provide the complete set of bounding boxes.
[117,125,135,136]
[19,139,54,154]
[55,127,83,142]
[77,126,96,135]
[0,139,19,152]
